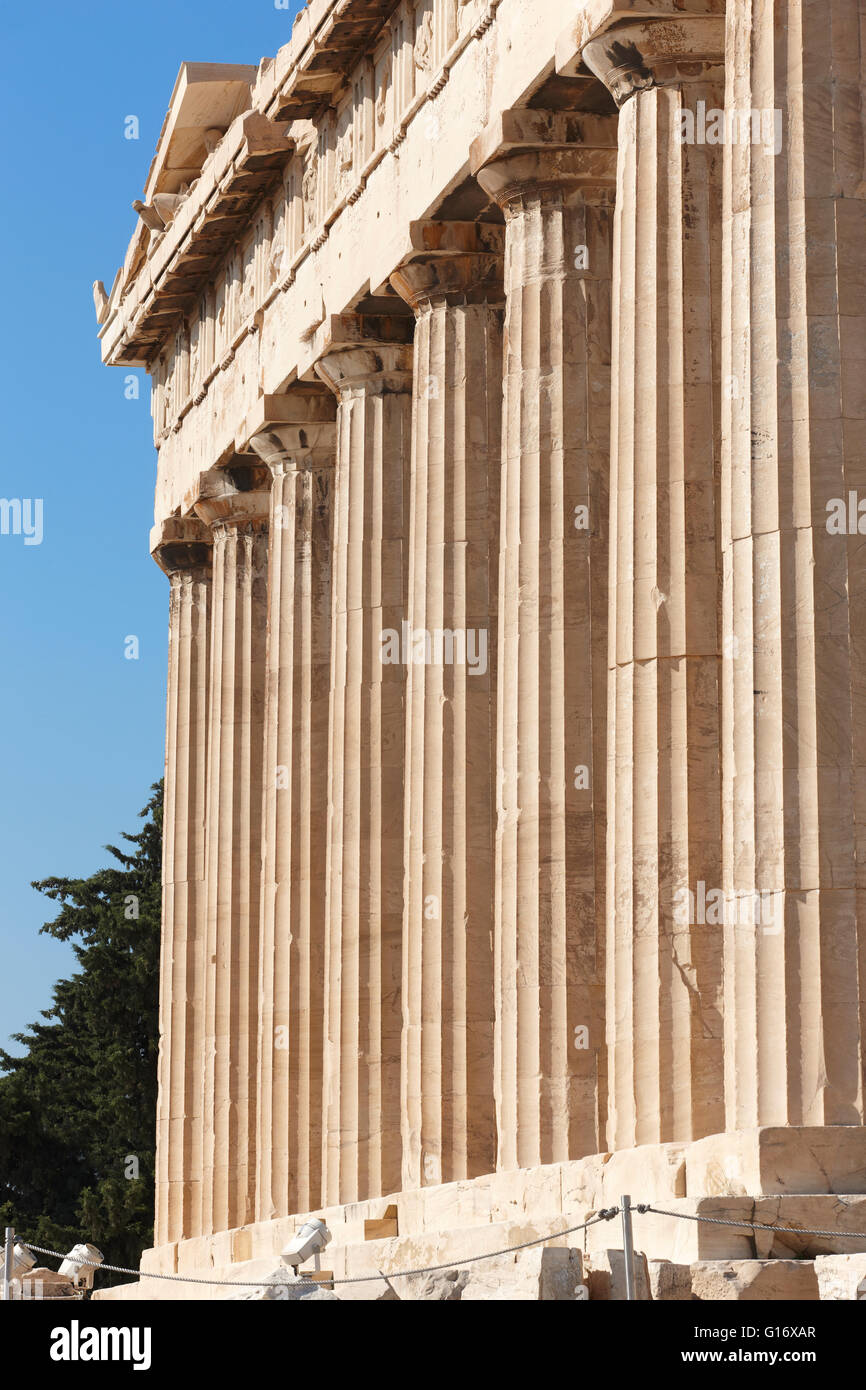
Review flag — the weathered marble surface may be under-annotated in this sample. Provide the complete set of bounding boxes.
[99,0,866,1300]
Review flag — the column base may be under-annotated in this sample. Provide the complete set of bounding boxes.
[93,1127,866,1300]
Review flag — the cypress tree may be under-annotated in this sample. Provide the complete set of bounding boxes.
[0,783,161,1284]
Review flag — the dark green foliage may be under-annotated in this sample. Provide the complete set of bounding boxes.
[0,784,161,1285]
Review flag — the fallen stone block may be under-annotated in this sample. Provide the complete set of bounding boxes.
[461,1247,585,1301]
[397,1268,468,1300]
[375,1283,401,1301]
[750,1195,866,1259]
[814,1254,866,1300]
[226,1268,340,1301]
[20,1268,78,1300]
[648,1259,692,1301]
[585,1249,651,1300]
[689,1260,819,1301]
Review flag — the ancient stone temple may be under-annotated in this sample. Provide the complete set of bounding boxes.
[97,0,866,1299]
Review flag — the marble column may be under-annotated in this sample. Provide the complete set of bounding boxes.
[721,0,866,1127]
[471,111,617,1168]
[193,464,270,1235]
[582,14,726,1149]
[390,222,503,1188]
[314,315,414,1205]
[245,390,337,1220]
[151,517,212,1246]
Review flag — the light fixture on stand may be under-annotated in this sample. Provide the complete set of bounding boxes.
[1,1231,36,1300]
[59,1243,104,1292]
[281,1219,332,1284]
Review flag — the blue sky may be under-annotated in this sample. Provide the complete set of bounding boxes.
[0,1,304,1052]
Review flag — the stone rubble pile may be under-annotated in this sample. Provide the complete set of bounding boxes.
[226,1249,866,1301]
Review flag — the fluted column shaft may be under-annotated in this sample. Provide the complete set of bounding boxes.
[248,392,337,1220]
[390,224,504,1187]
[721,0,866,1126]
[194,465,270,1235]
[315,317,414,1206]
[152,518,212,1245]
[583,15,727,1149]
[472,112,617,1169]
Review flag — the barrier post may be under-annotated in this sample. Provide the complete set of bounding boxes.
[621,1196,636,1301]
[3,1227,14,1303]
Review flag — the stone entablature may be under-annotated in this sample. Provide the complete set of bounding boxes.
[101,2,507,379]
[101,0,613,523]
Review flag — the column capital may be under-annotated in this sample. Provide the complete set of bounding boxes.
[190,463,271,531]
[579,15,725,106]
[555,0,725,80]
[237,386,337,474]
[150,515,213,577]
[470,109,618,208]
[389,221,505,313]
[235,388,336,453]
[312,313,414,399]
[247,422,336,473]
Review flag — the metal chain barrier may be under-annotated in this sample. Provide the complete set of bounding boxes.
[10,1200,866,1297]
[637,1205,866,1241]
[18,1210,620,1289]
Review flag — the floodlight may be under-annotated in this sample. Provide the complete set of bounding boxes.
[281,1219,331,1271]
[59,1242,104,1290]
